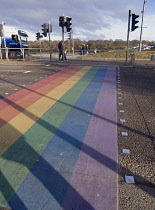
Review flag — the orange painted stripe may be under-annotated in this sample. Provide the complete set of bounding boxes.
[0,66,78,111]
[0,66,82,127]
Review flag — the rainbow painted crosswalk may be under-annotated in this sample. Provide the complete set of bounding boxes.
[0,66,118,210]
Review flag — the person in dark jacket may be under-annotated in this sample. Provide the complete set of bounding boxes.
[58,41,63,61]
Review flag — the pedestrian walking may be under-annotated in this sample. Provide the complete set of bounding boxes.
[82,44,85,55]
[58,41,63,62]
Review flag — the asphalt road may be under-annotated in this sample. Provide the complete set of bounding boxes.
[0,62,67,99]
[0,60,155,210]
[118,66,155,210]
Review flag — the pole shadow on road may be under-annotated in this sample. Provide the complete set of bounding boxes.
[0,77,155,208]
[1,119,95,209]
[1,79,155,146]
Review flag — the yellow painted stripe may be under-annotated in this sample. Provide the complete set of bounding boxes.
[0,66,91,155]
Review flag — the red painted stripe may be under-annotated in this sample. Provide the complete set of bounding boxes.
[0,66,78,111]
[0,66,82,127]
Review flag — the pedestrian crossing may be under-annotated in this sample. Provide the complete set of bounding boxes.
[0,66,117,210]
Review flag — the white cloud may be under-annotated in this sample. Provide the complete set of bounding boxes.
[141,14,155,41]
[0,0,154,41]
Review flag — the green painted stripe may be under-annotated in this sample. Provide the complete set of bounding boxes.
[0,66,99,207]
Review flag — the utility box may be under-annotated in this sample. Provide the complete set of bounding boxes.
[130,53,135,66]
[150,55,155,61]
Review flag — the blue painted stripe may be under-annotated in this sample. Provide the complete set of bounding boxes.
[8,66,107,210]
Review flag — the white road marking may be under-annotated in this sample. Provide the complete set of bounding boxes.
[120,119,126,122]
[122,149,130,154]
[121,132,128,136]
[125,176,135,183]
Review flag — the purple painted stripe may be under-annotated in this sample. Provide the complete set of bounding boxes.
[62,67,118,210]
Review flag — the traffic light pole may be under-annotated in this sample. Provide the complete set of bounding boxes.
[48,21,52,61]
[125,10,131,65]
[72,31,74,57]
[62,24,64,62]
[0,23,3,59]
[39,37,42,59]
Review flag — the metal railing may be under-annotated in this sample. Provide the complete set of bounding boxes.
[75,49,155,66]
[0,47,155,67]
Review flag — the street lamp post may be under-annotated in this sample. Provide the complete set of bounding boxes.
[139,0,147,51]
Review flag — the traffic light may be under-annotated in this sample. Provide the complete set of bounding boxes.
[65,17,72,32]
[41,23,48,37]
[59,16,64,27]
[36,32,43,40]
[131,14,139,31]
[68,32,71,39]
[36,32,40,40]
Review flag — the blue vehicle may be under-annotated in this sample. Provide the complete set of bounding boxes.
[1,26,29,59]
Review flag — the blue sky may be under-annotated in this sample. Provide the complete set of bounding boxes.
[0,0,154,41]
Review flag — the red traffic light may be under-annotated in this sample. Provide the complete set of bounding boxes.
[59,16,64,27]
[59,17,64,21]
